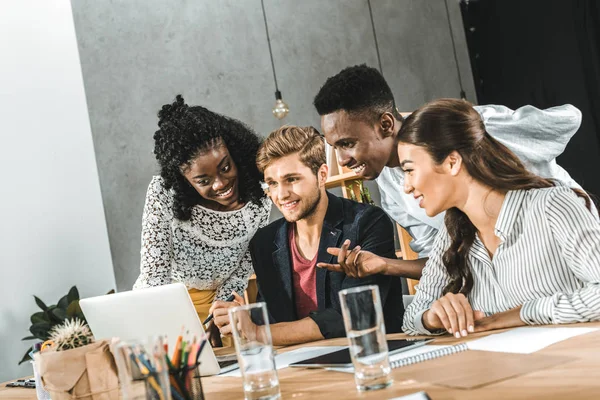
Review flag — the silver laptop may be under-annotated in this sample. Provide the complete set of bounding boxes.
[80,282,238,376]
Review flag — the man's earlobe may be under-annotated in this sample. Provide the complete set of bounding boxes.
[380,113,395,137]
[319,164,329,185]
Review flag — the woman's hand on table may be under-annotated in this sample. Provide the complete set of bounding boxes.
[474,306,526,332]
[422,293,485,337]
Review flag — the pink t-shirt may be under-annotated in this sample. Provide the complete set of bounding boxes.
[288,225,318,319]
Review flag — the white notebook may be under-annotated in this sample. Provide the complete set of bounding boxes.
[389,343,468,369]
[327,344,467,373]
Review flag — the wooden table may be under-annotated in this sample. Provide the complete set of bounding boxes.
[0,377,36,400]
[3,322,600,399]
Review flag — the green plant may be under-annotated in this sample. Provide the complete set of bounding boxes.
[19,286,113,364]
[49,318,94,351]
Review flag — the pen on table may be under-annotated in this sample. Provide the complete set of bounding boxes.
[202,293,236,326]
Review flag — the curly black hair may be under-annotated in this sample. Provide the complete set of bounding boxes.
[153,95,265,220]
[313,64,401,122]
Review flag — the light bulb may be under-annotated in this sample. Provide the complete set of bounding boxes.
[272,90,289,120]
[273,99,289,120]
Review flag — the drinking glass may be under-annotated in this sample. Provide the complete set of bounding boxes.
[31,360,51,400]
[229,302,281,400]
[339,285,392,391]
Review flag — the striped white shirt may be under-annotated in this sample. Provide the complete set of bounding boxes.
[403,186,600,335]
[377,104,588,258]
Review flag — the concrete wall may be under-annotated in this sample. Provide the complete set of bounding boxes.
[71,0,475,290]
[0,0,116,382]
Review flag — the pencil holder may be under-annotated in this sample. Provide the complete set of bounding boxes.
[168,362,205,400]
[188,364,205,400]
[112,338,171,400]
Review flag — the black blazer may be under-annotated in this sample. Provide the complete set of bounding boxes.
[249,192,404,339]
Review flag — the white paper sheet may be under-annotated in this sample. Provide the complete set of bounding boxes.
[219,346,346,377]
[466,326,598,354]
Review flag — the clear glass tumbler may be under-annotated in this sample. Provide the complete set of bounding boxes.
[228,302,281,400]
[31,360,52,400]
[339,285,392,391]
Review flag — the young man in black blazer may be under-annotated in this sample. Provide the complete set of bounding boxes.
[210,126,403,346]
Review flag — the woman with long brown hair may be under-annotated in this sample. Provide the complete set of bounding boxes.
[400,99,600,337]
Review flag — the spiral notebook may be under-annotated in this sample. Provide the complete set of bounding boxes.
[325,343,468,373]
[389,343,469,369]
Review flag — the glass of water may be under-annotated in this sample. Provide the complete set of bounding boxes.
[339,285,392,391]
[228,302,281,400]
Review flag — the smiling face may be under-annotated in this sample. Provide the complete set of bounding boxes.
[398,142,463,217]
[321,110,396,180]
[181,142,242,211]
[263,153,327,223]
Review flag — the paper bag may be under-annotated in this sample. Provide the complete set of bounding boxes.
[35,339,119,400]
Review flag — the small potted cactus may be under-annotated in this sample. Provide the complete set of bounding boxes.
[47,318,94,351]
[34,318,119,400]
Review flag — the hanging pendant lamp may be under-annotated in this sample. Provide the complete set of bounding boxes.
[261,0,289,120]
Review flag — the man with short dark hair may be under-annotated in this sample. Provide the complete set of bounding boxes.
[313,64,587,279]
[210,125,403,346]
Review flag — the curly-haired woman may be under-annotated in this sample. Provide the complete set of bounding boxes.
[133,95,271,333]
[400,99,600,337]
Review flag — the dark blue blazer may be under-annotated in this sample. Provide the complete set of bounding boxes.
[249,192,404,338]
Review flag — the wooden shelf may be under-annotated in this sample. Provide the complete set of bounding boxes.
[325,171,362,189]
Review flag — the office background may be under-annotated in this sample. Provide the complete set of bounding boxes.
[71,0,476,293]
[1,0,475,381]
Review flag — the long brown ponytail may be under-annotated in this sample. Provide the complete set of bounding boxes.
[399,99,592,295]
